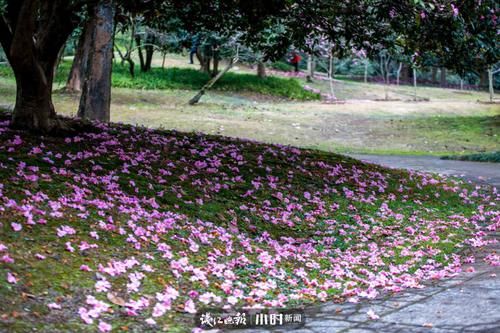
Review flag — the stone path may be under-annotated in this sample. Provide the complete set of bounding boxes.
[348,154,500,189]
[225,155,499,333]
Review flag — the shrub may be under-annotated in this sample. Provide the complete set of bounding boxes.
[269,61,295,72]
[111,65,320,100]
[442,151,500,163]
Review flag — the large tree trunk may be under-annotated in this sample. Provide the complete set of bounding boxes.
[1,0,79,132]
[78,0,115,122]
[257,61,266,78]
[66,18,93,92]
[12,63,59,132]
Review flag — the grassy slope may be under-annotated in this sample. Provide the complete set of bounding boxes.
[0,112,498,332]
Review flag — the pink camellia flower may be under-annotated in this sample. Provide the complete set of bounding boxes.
[152,302,169,317]
[1,254,14,263]
[367,309,380,320]
[65,242,75,253]
[35,254,46,260]
[11,222,22,232]
[227,296,238,305]
[78,307,93,324]
[57,225,76,238]
[184,299,197,314]
[7,272,17,284]
[48,303,62,310]
[95,279,111,292]
[145,318,156,325]
[80,265,92,272]
[98,321,112,332]
[0,244,7,252]
[12,136,23,145]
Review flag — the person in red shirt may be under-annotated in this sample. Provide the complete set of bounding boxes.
[290,51,302,72]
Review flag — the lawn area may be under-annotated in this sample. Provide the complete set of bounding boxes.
[0,60,498,157]
[0,110,498,332]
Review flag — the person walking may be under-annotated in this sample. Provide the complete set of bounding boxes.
[190,35,200,64]
[290,51,302,73]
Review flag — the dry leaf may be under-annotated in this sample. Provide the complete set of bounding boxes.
[107,293,126,306]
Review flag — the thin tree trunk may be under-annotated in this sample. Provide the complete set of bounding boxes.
[488,67,494,102]
[135,36,145,71]
[257,61,266,78]
[479,70,488,88]
[66,19,93,92]
[401,63,409,82]
[328,48,335,99]
[144,34,155,71]
[440,67,447,87]
[431,67,438,84]
[78,0,115,122]
[396,62,403,86]
[306,54,314,82]
[364,61,368,83]
[460,79,464,90]
[162,52,166,69]
[382,55,390,100]
[413,67,418,101]
[189,57,237,105]
[212,47,219,77]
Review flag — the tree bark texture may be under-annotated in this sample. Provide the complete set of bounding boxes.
[431,67,438,84]
[440,67,447,87]
[78,0,115,122]
[0,0,80,132]
[257,61,266,78]
[66,18,93,92]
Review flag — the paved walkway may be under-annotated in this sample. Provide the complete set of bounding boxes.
[348,154,500,189]
[226,155,499,333]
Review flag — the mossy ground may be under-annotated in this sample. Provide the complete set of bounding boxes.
[0,110,497,332]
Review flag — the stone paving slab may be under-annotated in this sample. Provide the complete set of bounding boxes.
[348,154,500,189]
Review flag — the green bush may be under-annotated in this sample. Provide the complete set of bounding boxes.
[269,61,295,72]
[112,65,320,100]
[442,151,500,163]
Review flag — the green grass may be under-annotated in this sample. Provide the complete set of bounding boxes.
[269,61,295,72]
[442,151,500,163]
[111,65,319,100]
